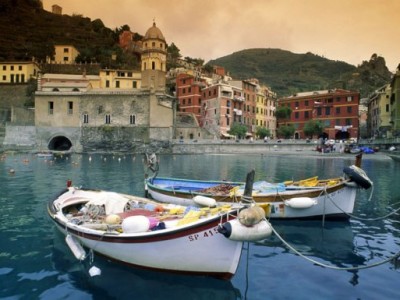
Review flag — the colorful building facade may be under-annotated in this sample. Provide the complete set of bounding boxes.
[278,89,360,140]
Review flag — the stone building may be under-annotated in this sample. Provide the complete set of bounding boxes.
[33,22,175,152]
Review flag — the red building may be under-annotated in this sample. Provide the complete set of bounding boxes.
[278,89,360,140]
[176,73,206,125]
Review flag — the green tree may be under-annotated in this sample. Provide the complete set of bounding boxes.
[256,127,271,139]
[277,124,295,139]
[303,119,324,138]
[167,43,181,69]
[228,123,247,139]
[275,106,292,120]
[203,64,214,74]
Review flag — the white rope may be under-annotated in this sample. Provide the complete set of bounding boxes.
[268,219,400,271]
[325,186,400,221]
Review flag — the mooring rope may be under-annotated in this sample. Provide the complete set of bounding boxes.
[324,185,400,221]
[268,219,400,271]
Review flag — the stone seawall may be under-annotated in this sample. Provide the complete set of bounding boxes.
[2,125,399,155]
[171,141,316,154]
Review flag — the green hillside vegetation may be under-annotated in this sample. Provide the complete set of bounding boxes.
[0,0,131,69]
[208,49,392,98]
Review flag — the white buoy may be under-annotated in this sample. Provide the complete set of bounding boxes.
[89,266,101,277]
[65,234,86,260]
[219,219,272,241]
[122,216,151,233]
[193,195,216,207]
[284,197,317,209]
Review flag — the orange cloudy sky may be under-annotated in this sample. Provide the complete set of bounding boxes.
[43,0,400,72]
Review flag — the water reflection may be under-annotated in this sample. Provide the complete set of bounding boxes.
[1,153,400,299]
[50,230,241,300]
[264,220,366,267]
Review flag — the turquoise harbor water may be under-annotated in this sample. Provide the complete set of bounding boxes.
[1,152,400,299]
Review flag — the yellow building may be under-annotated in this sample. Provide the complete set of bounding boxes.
[0,60,40,84]
[51,45,80,64]
[255,85,265,129]
[254,84,277,139]
[390,68,400,137]
[367,84,392,138]
[99,69,141,89]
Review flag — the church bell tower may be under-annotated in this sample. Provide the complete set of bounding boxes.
[141,22,167,90]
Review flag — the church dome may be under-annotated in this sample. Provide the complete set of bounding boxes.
[144,22,165,41]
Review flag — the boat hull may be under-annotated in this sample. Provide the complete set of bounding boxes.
[146,178,357,219]
[48,188,243,279]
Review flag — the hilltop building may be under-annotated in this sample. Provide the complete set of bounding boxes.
[278,89,360,140]
[49,45,80,64]
[52,4,62,15]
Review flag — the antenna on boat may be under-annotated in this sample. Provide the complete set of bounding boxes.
[242,170,255,204]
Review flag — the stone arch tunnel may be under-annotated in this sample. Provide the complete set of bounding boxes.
[48,136,73,151]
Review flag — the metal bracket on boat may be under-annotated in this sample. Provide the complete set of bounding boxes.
[144,153,159,180]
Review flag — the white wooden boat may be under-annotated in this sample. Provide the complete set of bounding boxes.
[145,156,373,220]
[36,151,53,158]
[47,185,271,279]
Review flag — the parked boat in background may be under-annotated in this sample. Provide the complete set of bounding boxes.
[36,151,53,158]
[145,155,373,219]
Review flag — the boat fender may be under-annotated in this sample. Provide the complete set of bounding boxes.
[122,216,158,233]
[344,181,359,188]
[284,197,317,209]
[218,219,272,241]
[105,214,121,225]
[65,234,86,260]
[343,165,373,189]
[238,206,265,226]
[193,195,217,207]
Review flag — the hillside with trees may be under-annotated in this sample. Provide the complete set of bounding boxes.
[0,0,132,69]
[208,49,393,98]
[0,0,394,98]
